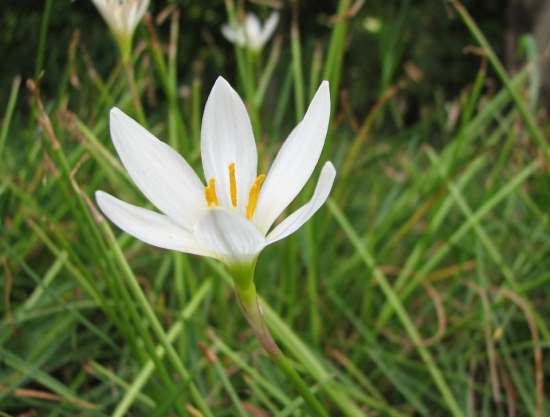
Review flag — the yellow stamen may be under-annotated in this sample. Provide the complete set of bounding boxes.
[246,174,265,220]
[228,163,237,207]
[205,178,219,207]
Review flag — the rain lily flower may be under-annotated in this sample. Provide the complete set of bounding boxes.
[222,11,280,52]
[96,77,335,327]
[91,0,150,62]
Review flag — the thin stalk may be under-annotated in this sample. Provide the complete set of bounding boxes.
[235,289,329,417]
[167,9,182,153]
[192,62,203,151]
[291,5,305,121]
[123,61,148,128]
[0,75,21,162]
[26,0,53,157]
[206,258,365,417]
[322,0,350,114]
[200,343,249,417]
[255,37,282,108]
[308,42,324,101]
[305,221,321,348]
[459,58,487,131]
[271,352,330,417]
[35,0,52,80]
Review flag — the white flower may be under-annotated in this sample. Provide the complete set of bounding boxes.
[222,11,280,52]
[96,77,335,281]
[91,0,150,61]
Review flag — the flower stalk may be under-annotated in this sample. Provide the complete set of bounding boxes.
[235,285,331,417]
[123,60,148,128]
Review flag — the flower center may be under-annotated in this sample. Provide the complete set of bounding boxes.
[204,163,265,220]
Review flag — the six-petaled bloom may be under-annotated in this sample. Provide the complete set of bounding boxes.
[96,77,335,319]
[222,11,280,52]
[91,0,150,62]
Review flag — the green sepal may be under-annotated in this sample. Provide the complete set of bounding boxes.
[226,256,258,292]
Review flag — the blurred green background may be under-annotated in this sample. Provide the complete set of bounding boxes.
[1,0,507,124]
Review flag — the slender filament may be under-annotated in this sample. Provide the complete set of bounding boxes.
[246,174,266,220]
[228,163,237,207]
[204,178,218,207]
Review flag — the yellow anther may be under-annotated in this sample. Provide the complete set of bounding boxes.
[205,178,219,207]
[246,174,265,220]
[228,163,237,207]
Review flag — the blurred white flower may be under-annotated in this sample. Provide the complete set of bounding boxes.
[91,0,150,62]
[96,77,335,284]
[222,11,280,52]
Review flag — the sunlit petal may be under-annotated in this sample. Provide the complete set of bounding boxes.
[109,108,205,230]
[201,77,258,214]
[246,13,262,42]
[259,11,280,46]
[254,81,330,233]
[96,191,216,257]
[266,162,336,244]
[221,24,237,43]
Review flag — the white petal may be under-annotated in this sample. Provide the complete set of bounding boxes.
[109,108,205,230]
[193,208,265,264]
[96,191,216,258]
[254,82,330,234]
[200,77,258,214]
[92,0,118,32]
[266,162,336,244]
[135,0,150,23]
[245,13,262,40]
[221,24,237,43]
[259,11,280,46]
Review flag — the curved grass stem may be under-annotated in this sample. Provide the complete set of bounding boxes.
[235,289,330,417]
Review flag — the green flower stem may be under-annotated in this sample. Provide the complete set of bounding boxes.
[123,61,148,129]
[236,282,262,329]
[206,259,364,416]
[115,31,132,66]
[234,285,330,417]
